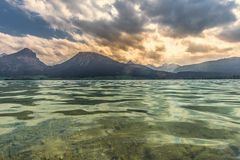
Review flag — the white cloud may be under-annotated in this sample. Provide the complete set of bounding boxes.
[7,0,115,32]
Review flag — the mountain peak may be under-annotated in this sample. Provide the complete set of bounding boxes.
[0,48,46,76]
[15,48,37,58]
[74,52,106,58]
[69,52,114,64]
[127,61,135,65]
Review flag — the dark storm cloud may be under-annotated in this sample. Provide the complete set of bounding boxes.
[219,27,240,42]
[97,33,145,52]
[140,0,237,35]
[0,0,68,39]
[71,0,237,41]
[73,19,120,41]
[72,0,146,42]
[113,0,147,34]
[72,17,146,53]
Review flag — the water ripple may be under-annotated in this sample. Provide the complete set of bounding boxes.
[0,80,239,159]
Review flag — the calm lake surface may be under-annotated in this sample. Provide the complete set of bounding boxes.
[0,80,239,160]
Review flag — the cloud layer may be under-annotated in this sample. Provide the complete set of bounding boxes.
[0,0,240,66]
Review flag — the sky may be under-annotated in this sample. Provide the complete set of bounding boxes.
[0,0,240,66]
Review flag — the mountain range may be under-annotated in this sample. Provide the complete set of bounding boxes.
[0,48,240,79]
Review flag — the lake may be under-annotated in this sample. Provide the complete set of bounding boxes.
[0,80,239,160]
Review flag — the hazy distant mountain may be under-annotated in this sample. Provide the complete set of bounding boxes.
[0,48,47,76]
[175,57,240,74]
[148,64,180,72]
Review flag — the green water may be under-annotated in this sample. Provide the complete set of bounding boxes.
[0,80,239,160]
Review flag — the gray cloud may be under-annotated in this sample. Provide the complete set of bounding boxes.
[113,0,147,34]
[219,26,240,42]
[72,0,147,45]
[140,0,237,36]
[73,19,120,42]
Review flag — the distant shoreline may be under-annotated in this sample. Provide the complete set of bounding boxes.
[1,76,240,80]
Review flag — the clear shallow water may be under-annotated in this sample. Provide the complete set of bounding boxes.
[0,80,239,160]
